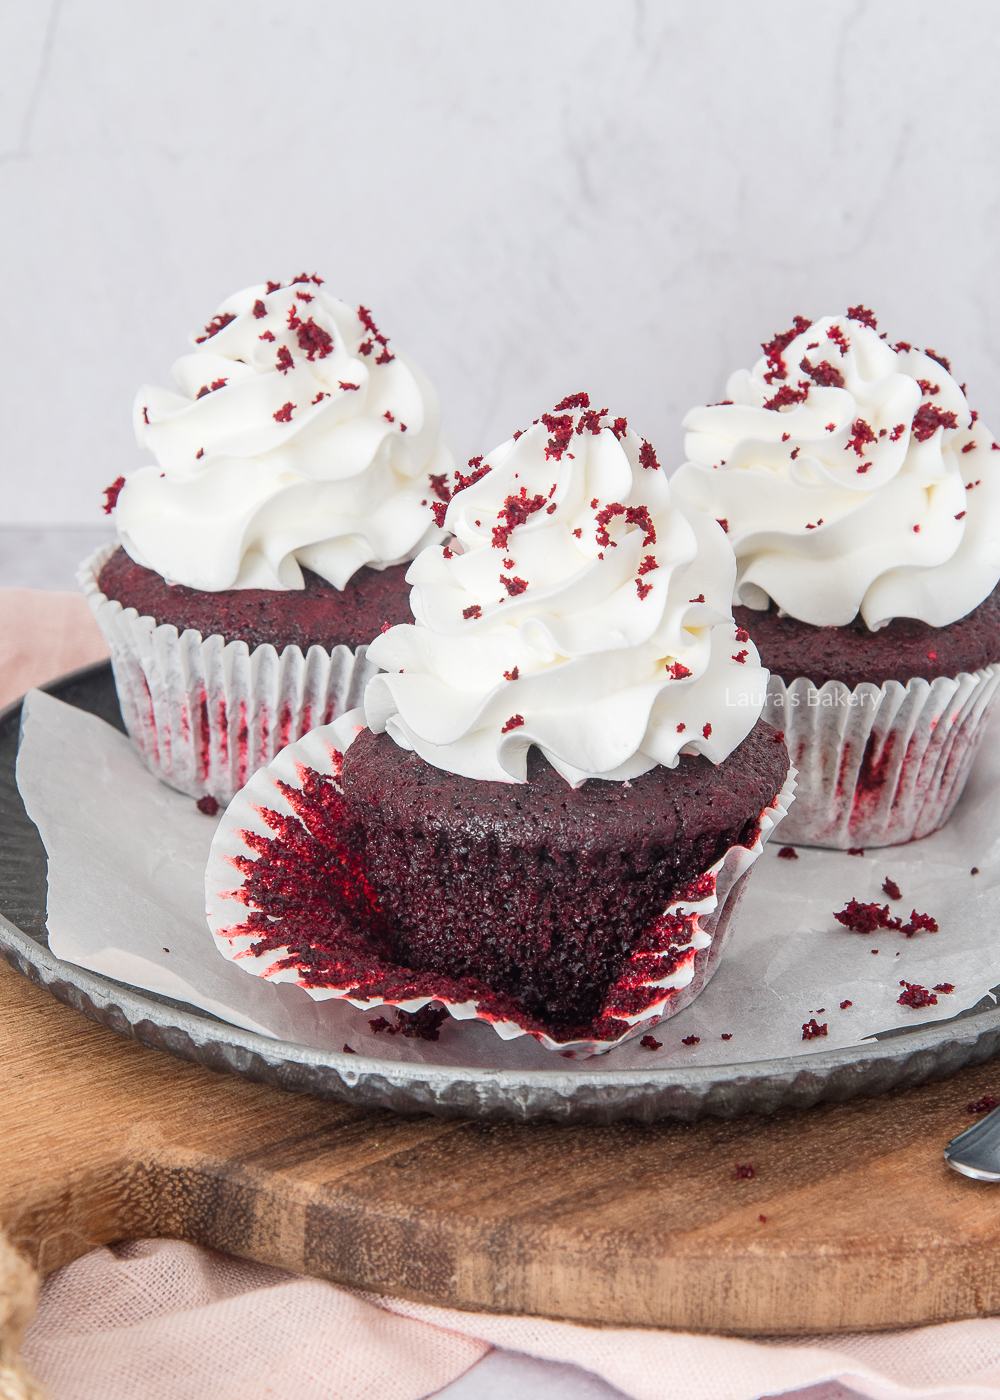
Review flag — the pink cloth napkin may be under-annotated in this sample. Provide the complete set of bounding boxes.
[0,588,108,710]
[8,588,1000,1400]
[19,1240,1000,1400]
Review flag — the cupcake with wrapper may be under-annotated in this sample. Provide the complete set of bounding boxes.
[206,396,794,1055]
[80,274,453,805]
[671,306,1000,849]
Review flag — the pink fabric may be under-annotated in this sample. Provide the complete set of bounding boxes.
[0,588,108,709]
[9,590,1000,1399]
[19,1240,1000,1400]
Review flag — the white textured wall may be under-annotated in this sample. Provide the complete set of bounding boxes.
[3,0,1000,523]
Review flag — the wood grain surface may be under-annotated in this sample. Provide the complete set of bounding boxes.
[2,954,999,1335]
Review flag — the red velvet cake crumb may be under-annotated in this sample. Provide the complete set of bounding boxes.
[777,846,798,859]
[847,305,877,328]
[367,1006,448,1040]
[897,981,937,1009]
[196,796,219,816]
[913,404,959,441]
[681,1035,700,1045]
[933,983,955,994]
[801,1019,827,1040]
[343,1044,356,1053]
[102,476,126,514]
[968,1095,999,1113]
[840,1000,853,1009]
[925,348,951,373]
[882,877,902,900]
[735,1163,755,1179]
[972,868,980,876]
[721,1033,733,1040]
[640,1034,662,1050]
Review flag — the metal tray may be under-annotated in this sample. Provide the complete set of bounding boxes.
[3,661,1000,1123]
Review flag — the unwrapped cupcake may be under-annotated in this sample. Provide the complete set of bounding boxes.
[81,274,453,804]
[206,396,794,1053]
[671,306,1000,848]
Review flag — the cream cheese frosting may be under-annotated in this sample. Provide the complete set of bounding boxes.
[114,275,453,590]
[671,306,1000,628]
[364,395,768,785]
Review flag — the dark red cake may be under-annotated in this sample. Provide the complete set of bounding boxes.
[736,585,1000,691]
[97,545,413,652]
[336,722,790,1030]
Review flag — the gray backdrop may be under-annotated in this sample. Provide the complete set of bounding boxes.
[3,0,999,525]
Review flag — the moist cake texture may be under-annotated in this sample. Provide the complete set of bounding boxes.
[98,545,412,652]
[736,585,1000,692]
[339,722,789,1029]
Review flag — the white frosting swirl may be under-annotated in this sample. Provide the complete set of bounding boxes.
[671,309,1000,628]
[115,276,453,590]
[364,397,768,786]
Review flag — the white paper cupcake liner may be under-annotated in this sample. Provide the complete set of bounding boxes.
[205,715,796,1057]
[766,666,1000,850]
[78,543,379,805]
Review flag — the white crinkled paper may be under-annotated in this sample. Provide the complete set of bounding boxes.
[15,687,1000,1070]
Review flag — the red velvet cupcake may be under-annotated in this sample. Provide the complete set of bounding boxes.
[81,274,452,803]
[673,308,1000,848]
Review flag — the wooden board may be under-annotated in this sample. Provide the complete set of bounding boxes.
[2,955,1000,1336]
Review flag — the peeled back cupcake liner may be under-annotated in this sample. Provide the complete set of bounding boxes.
[205,715,797,1058]
[766,666,1000,850]
[78,543,378,804]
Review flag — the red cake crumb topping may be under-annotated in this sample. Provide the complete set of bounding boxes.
[732,649,748,663]
[554,392,590,411]
[312,392,329,405]
[968,1095,1000,1114]
[934,983,955,994]
[690,594,705,604]
[800,357,845,388]
[913,404,959,441]
[430,502,448,527]
[259,330,275,342]
[676,723,685,732]
[356,305,394,363]
[276,346,294,374]
[790,447,800,460]
[917,379,940,397]
[955,511,967,520]
[462,605,481,620]
[196,384,210,400]
[541,412,574,460]
[611,416,628,439]
[894,341,912,353]
[889,423,905,441]
[576,408,606,434]
[777,846,798,859]
[845,418,876,456]
[637,555,658,577]
[962,441,977,453]
[782,433,790,442]
[925,348,951,373]
[266,280,281,293]
[681,1035,700,1045]
[834,898,938,936]
[903,910,938,936]
[735,1163,755,1179]
[972,868,980,876]
[802,1019,828,1040]
[368,1006,448,1040]
[501,575,529,596]
[252,300,267,318]
[828,325,850,356]
[195,312,235,343]
[897,981,937,1009]
[639,440,661,471]
[501,714,524,733]
[759,1214,767,1223]
[595,503,656,549]
[273,402,295,423]
[840,1000,853,1009]
[493,488,548,550]
[296,318,333,360]
[636,580,653,600]
[383,411,395,423]
[195,449,204,459]
[763,382,809,411]
[296,290,314,302]
[196,795,219,815]
[102,476,126,514]
[716,519,729,533]
[640,1035,662,1050]
[848,848,864,856]
[504,667,519,682]
[882,877,902,900]
[722,1032,733,1040]
[343,1044,356,1053]
[846,305,877,329]
[761,315,812,382]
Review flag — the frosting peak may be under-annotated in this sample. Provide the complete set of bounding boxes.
[114,276,453,591]
[365,397,768,786]
[671,308,1000,628]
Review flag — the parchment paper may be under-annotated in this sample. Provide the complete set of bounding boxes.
[15,687,1000,1070]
